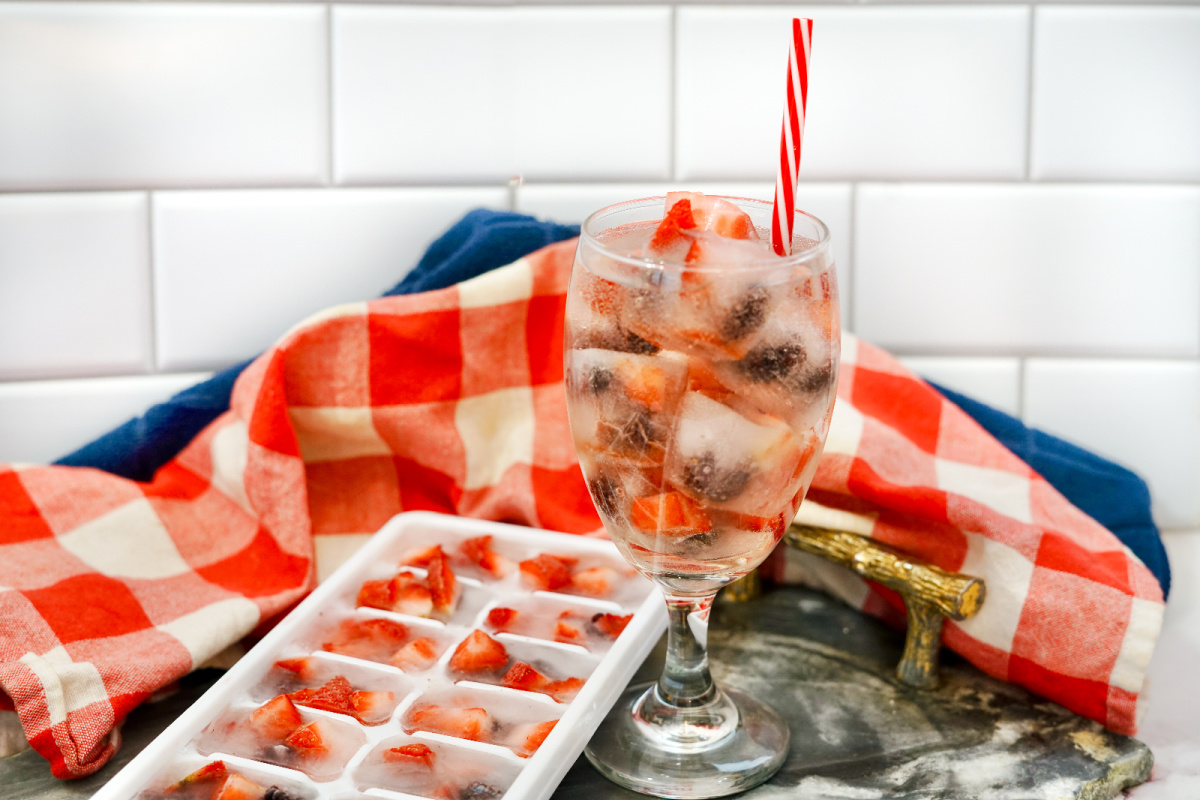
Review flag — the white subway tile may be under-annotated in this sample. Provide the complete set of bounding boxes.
[1031,8,1200,182]
[333,7,671,184]
[0,192,151,380]
[516,181,854,313]
[854,184,1200,357]
[676,7,1028,181]
[152,187,509,372]
[0,372,208,465]
[896,357,1021,417]
[0,2,327,190]
[1024,359,1200,531]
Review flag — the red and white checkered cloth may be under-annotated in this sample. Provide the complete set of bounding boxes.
[0,239,1163,778]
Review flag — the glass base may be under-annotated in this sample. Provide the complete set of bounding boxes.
[584,683,789,799]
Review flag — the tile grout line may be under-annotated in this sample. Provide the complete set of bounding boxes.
[1024,3,1037,183]
[668,4,678,183]
[325,3,335,188]
[847,182,857,335]
[146,191,159,375]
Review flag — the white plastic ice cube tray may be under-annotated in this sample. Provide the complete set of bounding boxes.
[93,512,666,800]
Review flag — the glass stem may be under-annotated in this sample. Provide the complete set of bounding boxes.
[657,593,719,708]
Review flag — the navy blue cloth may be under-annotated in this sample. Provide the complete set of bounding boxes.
[54,208,1168,596]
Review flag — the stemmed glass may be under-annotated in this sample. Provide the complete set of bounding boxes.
[563,196,839,798]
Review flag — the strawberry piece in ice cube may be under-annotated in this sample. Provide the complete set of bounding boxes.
[289,676,355,717]
[521,720,557,754]
[518,554,574,592]
[486,607,519,630]
[400,544,443,567]
[629,491,712,535]
[448,630,509,674]
[284,719,331,760]
[569,566,620,598]
[409,704,490,742]
[350,690,396,725]
[213,774,263,800]
[426,548,459,613]
[648,198,697,256]
[664,192,758,240]
[390,636,441,673]
[591,612,633,638]
[321,617,409,662]
[553,615,585,645]
[461,535,509,578]
[249,695,303,742]
[383,743,436,771]
[273,657,318,681]
[357,572,434,617]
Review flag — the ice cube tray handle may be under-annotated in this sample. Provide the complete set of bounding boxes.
[725,524,986,690]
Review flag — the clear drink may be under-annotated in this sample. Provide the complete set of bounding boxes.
[565,194,839,798]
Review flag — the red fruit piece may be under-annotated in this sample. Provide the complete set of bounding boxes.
[214,774,263,800]
[357,572,434,617]
[501,662,552,694]
[554,615,585,644]
[400,544,443,567]
[290,675,355,716]
[617,362,668,412]
[629,492,712,534]
[570,566,620,598]
[349,690,395,725]
[168,761,229,792]
[486,607,518,630]
[448,630,509,674]
[409,705,490,742]
[518,554,574,592]
[390,636,440,672]
[321,617,409,662]
[249,695,304,742]
[461,535,507,577]
[648,198,697,254]
[665,192,758,240]
[546,677,585,703]
[274,657,318,681]
[383,743,436,771]
[284,720,330,760]
[521,720,557,754]
[426,548,459,613]
[591,612,633,638]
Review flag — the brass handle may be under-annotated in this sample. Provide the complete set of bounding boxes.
[723,523,987,690]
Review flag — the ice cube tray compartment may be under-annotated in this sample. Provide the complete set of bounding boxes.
[94,512,666,800]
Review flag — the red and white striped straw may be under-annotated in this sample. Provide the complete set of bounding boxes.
[770,18,813,256]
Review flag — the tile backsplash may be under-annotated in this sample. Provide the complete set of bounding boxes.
[1,2,1197,534]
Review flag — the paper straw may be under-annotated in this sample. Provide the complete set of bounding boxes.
[771,18,813,256]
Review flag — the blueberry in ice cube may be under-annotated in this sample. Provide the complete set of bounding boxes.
[797,363,833,393]
[720,287,769,341]
[738,343,805,383]
[460,782,503,799]
[588,475,624,519]
[682,452,751,503]
[263,788,302,800]
[587,367,614,394]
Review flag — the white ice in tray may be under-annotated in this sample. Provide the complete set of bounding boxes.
[195,703,366,782]
[292,609,456,675]
[354,734,523,799]
[132,755,316,800]
[399,684,563,758]
[96,512,664,800]
[481,596,633,653]
[248,654,409,726]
